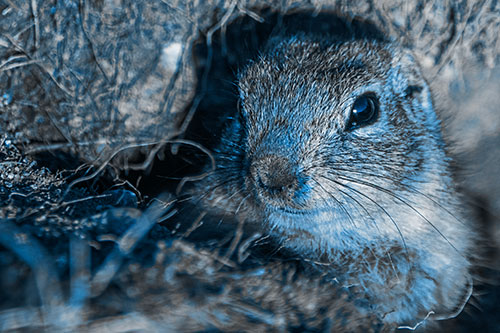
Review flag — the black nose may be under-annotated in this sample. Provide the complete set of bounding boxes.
[252,154,297,197]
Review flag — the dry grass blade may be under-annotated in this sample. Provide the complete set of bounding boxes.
[91,196,175,297]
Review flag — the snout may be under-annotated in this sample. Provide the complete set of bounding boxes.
[249,154,309,209]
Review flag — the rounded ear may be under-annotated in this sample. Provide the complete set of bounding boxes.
[388,48,441,133]
[389,48,427,97]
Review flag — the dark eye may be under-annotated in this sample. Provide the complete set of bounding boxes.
[346,93,379,131]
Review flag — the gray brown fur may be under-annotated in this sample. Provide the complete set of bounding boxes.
[194,33,477,326]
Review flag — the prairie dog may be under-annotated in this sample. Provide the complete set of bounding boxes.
[192,31,476,326]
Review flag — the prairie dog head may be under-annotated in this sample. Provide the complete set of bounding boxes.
[233,36,468,253]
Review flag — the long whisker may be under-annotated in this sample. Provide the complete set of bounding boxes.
[318,174,408,254]
[311,178,357,229]
[334,187,399,277]
[323,165,466,227]
[334,173,463,256]
[335,187,380,233]
[311,176,399,275]
[186,174,242,206]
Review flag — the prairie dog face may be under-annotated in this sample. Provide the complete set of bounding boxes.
[235,36,459,253]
